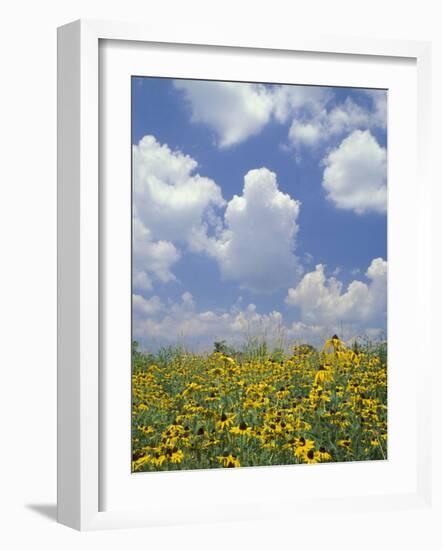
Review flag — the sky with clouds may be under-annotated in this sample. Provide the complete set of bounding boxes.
[132,77,387,351]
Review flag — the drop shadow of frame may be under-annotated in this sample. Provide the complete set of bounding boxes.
[25,504,57,522]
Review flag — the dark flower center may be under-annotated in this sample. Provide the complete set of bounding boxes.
[307,450,315,459]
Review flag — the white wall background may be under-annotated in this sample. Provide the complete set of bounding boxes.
[0,1,440,548]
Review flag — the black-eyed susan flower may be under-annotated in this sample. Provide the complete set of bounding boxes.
[169,448,184,463]
[204,392,220,402]
[216,412,235,430]
[131,335,387,471]
[293,436,315,459]
[338,438,352,450]
[317,446,332,461]
[132,453,151,471]
[230,422,253,436]
[137,425,154,435]
[302,449,320,464]
[150,453,167,467]
[217,453,241,468]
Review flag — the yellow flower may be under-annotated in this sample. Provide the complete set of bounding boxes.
[131,335,387,471]
[314,366,332,385]
[150,453,167,467]
[317,446,332,461]
[201,437,220,449]
[204,392,220,402]
[217,454,241,468]
[338,438,352,450]
[169,449,184,463]
[261,440,277,449]
[293,436,315,458]
[216,412,235,430]
[230,422,253,436]
[132,453,151,471]
[137,425,154,435]
[323,334,345,353]
[302,449,320,464]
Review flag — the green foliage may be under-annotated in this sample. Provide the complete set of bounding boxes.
[155,344,188,368]
[270,347,285,363]
[132,341,154,373]
[213,340,235,356]
[131,338,388,472]
[241,336,268,362]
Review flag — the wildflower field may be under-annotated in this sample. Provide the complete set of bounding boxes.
[132,336,387,471]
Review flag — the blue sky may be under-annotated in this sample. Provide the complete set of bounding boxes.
[131,77,387,350]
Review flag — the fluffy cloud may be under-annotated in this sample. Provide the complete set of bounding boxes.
[132,294,164,317]
[133,135,225,245]
[287,95,387,151]
[322,130,387,214]
[289,122,322,147]
[271,85,329,124]
[132,291,287,351]
[133,275,387,352]
[134,137,304,294]
[362,89,387,129]
[286,321,332,344]
[285,257,387,327]
[174,80,333,149]
[173,80,386,160]
[133,135,225,288]
[208,168,303,292]
[133,218,181,291]
[174,80,274,148]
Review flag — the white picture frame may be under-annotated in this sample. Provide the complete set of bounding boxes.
[57,19,433,531]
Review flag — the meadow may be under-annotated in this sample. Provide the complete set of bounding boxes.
[132,336,387,471]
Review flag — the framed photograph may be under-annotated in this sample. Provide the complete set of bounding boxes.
[57,19,432,530]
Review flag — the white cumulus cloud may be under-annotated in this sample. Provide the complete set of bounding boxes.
[362,89,388,129]
[133,135,225,245]
[174,81,333,149]
[172,80,387,170]
[133,135,226,288]
[132,218,181,291]
[132,294,164,317]
[133,136,304,294]
[271,85,330,124]
[132,291,287,351]
[174,80,274,148]
[287,95,387,152]
[289,122,322,147]
[208,167,303,292]
[322,130,387,214]
[133,279,387,352]
[285,257,387,327]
